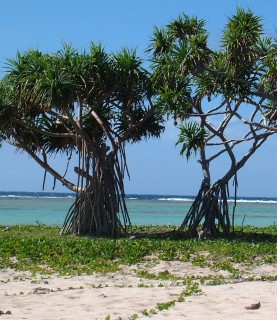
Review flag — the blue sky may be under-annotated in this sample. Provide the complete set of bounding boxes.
[0,0,276,197]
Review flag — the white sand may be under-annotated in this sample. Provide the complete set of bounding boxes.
[1,262,276,319]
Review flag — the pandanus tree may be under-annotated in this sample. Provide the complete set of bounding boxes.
[0,44,164,236]
[149,9,277,237]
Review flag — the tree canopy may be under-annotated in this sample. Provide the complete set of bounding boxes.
[0,44,164,236]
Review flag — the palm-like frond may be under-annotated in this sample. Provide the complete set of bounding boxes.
[157,78,192,119]
[222,8,262,74]
[167,13,206,40]
[147,26,172,58]
[171,32,211,76]
[176,122,207,159]
[258,38,277,92]
[222,8,262,50]
[115,106,164,142]
[113,48,152,107]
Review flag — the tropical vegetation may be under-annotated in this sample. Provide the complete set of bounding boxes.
[0,225,276,276]
[149,8,277,237]
[0,9,276,238]
[0,45,164,236]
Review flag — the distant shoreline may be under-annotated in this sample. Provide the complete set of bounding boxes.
[1,191,277,203]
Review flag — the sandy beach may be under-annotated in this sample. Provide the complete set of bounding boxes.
[1,261,276,319]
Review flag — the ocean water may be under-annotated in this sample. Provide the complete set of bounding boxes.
[0,191,276,227]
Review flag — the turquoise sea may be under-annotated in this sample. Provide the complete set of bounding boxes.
[0,191,277,227]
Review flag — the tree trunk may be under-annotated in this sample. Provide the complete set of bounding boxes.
[60,147,130,236]
[179,180,231,237]
[179,147,231,237]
